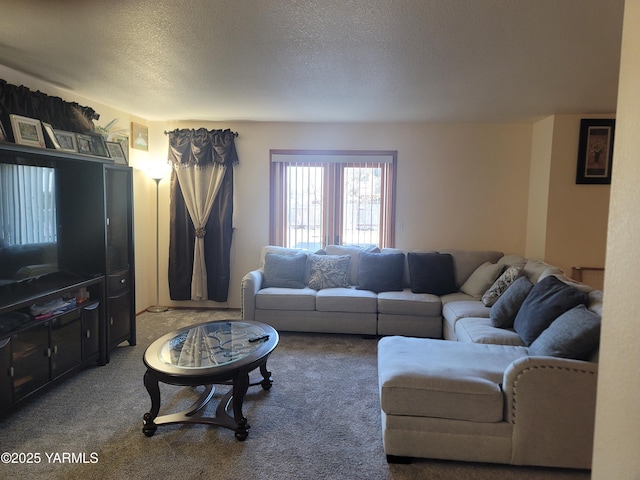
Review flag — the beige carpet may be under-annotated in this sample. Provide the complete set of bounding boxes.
[0,309,591,480]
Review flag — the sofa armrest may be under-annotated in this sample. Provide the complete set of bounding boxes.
[503,356,598,468]
[241,270,264,320]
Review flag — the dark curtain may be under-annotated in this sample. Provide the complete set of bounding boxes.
[167,128,238,302]
[0,79,99,139]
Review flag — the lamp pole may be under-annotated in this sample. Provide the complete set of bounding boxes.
[147,176,168,313]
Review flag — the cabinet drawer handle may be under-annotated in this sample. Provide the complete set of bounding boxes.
[86,330,91,339]
[120,278,126,284]
[10,366,14,378]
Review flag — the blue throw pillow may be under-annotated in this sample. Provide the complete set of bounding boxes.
[262,252,307,288]
[489,275,534,328]
[513,275,588,346]
[357,252,405,293]
[407,252,457,295]
[528,304,601,360]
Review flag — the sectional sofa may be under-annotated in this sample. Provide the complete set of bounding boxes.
[241,245,602,469]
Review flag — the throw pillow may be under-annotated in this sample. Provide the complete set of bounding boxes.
[528,304,601,360]
[482,266,523,306]
[489,275,534,328]
[357,251,405,293]
[262,252,307,288]
[407,252,457,295]
[513,275,589,346]
[308,254,351,290]
[459,262,504,299]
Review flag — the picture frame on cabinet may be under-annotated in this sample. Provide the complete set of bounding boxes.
[9,114,45,148]
[41,122,61,149]
[0,120,7,141]
[76,133,93,155]
[576,118,615,185]
[53,130,78,152]
[110,134,129,162]
[87,132,110,157]
[105,141,128,165]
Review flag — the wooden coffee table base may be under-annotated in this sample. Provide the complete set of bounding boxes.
[142,361,273,441]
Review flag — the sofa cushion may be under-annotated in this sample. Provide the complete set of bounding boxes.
[377,289,442,317]
[326,244,379,285]
[262,252,308,289]
[489,276,534,329]
[481,266,523,306]
[308,254,351,290]
[357,251,405,293]
[438,249,504,288]
[528,304,601,360]
[255,287,316,311]
[407,252,457,295]
[442,300,491,335]
[316,287,378,313]
[460,262,503,299]
[522,259,563,283]
[455,317,527,346]
[378,336,528,423]
[513,275,589,346]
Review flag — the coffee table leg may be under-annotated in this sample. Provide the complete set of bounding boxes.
[142,370,160,437]
[232,373,250,440]
[259,360,273,390]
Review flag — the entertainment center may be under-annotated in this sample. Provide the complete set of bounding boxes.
[0,142,135,415]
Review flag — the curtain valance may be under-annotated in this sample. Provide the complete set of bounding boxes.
[166,128,239,169]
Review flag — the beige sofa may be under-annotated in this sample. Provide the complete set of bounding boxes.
[241,245,601,469]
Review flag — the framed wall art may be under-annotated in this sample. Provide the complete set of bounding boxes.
[105,140,128,165]
[53,130,78,152]
[131,122,148,151]
[576,119,615,185]
[9,114,46,148]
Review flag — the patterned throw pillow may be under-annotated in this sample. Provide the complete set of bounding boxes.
[482,266,523,306]
[308,254,351,290]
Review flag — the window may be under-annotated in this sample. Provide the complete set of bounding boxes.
[270,150,396,250]
[0,164,57,246]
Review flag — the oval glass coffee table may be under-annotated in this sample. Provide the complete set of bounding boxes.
[142,320,279,440]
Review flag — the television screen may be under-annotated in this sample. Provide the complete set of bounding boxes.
[0,163,59,286]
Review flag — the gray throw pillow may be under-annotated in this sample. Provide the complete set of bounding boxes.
[308,254,351,290]
[489,276,534,329]
[263,252,307,288]
[513,275,589,346]
[528,304,601,360]
[357,251,405,293]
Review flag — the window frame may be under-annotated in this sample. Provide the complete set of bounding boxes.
[269,149,397,249]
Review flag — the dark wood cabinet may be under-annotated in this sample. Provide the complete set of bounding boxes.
[0,142,135,414]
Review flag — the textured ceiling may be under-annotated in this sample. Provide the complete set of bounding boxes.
[0,0,625,123]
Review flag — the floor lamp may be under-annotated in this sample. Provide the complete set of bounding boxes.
[147,176,168,313]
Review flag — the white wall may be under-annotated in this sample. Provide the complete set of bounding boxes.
[592,0,640,477]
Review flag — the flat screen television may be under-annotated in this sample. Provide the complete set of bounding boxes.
[0,162,59,287]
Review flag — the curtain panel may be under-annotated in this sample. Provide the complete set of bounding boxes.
[167,128,238,302]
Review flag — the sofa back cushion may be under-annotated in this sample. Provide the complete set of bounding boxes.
[357,251,405,293]
[263,252,308,288]
[513,275,588,346]
[407,252,457,295]
[438,249,504,288]
[528,304,601,360]
[459,261,504,299]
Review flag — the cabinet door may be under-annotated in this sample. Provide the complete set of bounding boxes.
[12,322,50,401]
[108,290,131,348]
[81,302,100,360]
[0,338,12,411]
[50,311,82,379]
[106,168,132,273]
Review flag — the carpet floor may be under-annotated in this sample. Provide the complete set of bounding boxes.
[0,309,591,479]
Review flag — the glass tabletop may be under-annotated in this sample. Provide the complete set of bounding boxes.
[157,321,273,369]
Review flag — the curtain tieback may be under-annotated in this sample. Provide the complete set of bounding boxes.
[195,227,206,238]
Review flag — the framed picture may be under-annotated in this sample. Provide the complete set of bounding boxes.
[576,119,615,185]
[105,141,128,165]
[131,122,148,151]
[53,130,78,152]
[76,132,110,157]
[41,122,61,149]
[9,114,45,148]
[110,133,129,162]
[0,120,7,142]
